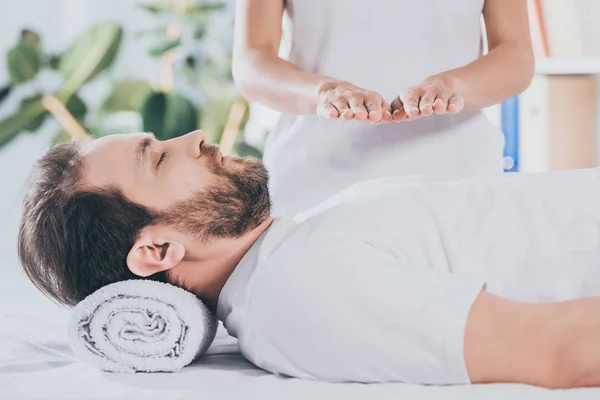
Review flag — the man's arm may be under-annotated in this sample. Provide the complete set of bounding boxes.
[465,290,600,388]
[246,236,600,388]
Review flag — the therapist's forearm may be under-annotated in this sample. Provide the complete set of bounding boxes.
[233,50,335,115]
[432,42,535,109]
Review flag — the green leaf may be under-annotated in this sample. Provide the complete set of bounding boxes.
[138,3,170,13]
[139,2,225,15]
[20,29,41,50]
[184,55,197,70]
[0,85,11,106]
[20,95,47,131]
[66,93,87,120]
[199,96,237,144]
[7,43,40,84]
[193,23,207,40]
[46,54,61,70]
[0,98,45,148]
[141,91,198,140]
[102,80,153,112]
[234,142,262,160]
[58,22,123,100]
[181,55,199,84]
[0,114,30,148]
[187,2,226,14]
[51,129,73,145]
[148,38,181,57]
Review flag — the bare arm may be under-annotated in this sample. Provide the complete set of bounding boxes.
[465,290,600,388]
[232,0,392,121]
[392,0,534,120]
[445,0,535,108]
[232,0,327,115]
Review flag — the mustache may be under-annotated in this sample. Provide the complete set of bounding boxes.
[202,143,221,158]
[203,143,227,173]
[203,143,258,167]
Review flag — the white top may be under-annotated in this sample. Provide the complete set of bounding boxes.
[217,168,600,384]
[263,0,505,217]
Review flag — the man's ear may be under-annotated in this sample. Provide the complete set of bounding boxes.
[126,226,186,277]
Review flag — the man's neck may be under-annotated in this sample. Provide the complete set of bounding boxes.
[184,216,274,311]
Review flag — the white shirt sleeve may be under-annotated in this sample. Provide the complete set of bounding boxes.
[241,237,485,385]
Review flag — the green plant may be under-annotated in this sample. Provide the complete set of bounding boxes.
[0,24,122,147]
[0,0,262,159]
[130,0,257,155]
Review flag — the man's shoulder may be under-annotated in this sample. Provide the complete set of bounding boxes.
[249,232,373,310]
[257,224,380,289]
[294,175,461,222]
[262,222,350,267]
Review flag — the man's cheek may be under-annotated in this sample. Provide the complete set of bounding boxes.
[180,174,213,198]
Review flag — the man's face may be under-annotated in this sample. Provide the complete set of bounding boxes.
[84,130,233,208]
[80,130,270,239]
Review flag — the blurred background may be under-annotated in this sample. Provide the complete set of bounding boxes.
[0,0,279,314]
[0,0,599,314]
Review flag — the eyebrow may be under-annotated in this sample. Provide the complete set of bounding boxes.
[136,133,156,167]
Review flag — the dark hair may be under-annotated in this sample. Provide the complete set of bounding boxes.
[18,142,168,307]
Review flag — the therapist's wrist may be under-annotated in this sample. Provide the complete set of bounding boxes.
[315,79,351,97]
[423,73,465,96]
[314,79,351,117]
[310,78,344,114]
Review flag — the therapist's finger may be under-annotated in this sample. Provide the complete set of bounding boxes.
[381,101,393,122]
[348,95,368,121]
[399,90,422,119]
[364,94,384,122]
[418,88,436,117]
[317,103,340,119]
[331,98,353,120]
[390,97,408,121]
[433,94,450,115]
[447,94,464,114]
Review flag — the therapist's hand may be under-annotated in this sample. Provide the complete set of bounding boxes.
[317,80,393,123]
[390,75,465,122]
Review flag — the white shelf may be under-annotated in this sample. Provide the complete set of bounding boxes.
[535,58,600,75]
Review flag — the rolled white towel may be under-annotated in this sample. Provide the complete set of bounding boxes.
[69,279,217,373]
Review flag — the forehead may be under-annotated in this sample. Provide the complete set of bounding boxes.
[80,133,148,189]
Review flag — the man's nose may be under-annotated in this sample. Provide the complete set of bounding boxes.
[183,130,206,159]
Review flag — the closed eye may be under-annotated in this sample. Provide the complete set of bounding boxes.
[157,152,167,168]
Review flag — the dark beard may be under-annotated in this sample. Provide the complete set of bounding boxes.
[158,145,271,242]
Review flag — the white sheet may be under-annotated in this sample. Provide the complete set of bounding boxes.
[1,310,599,400]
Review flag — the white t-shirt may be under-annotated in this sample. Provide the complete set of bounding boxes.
[264,0,505,217]
[217,169,600,385]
